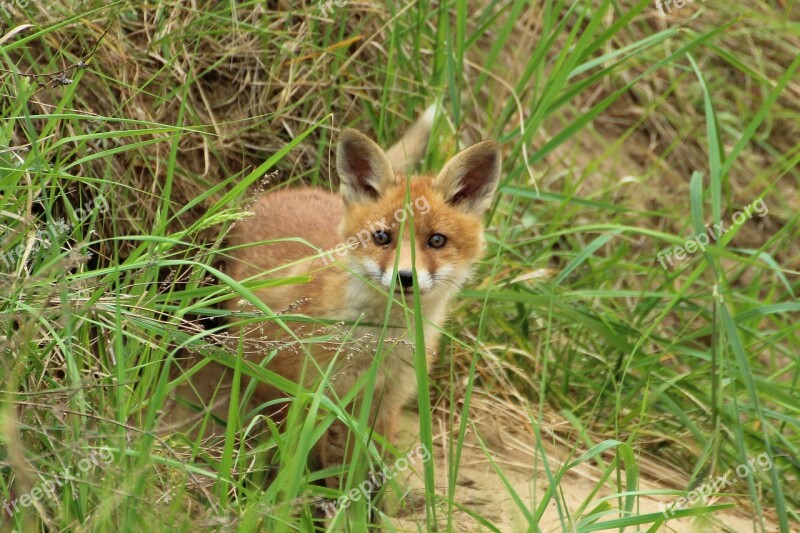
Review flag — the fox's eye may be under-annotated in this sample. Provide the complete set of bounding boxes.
[373,230,391,246]
[427,233,447,248]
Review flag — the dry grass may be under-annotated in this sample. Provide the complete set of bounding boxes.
[1,0,798,530]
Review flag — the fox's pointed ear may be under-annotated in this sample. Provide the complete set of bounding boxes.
[433,140,501,215]
[337,129,395,205]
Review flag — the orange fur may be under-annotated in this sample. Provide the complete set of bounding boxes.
[220,114,502,486]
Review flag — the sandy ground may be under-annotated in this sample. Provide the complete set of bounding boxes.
[386,403,781,533]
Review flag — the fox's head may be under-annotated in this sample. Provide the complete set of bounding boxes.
[334,129,501,303]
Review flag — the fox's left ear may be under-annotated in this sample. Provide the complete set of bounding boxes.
[433,140,501,216]
[337,128,395,205]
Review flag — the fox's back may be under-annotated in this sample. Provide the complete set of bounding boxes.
[225,187,344,283]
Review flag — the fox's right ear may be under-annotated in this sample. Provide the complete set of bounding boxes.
[337,129,395,205]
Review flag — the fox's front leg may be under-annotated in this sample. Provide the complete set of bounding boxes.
[373,403,424,515]
[319,417,352,489]
[374,404,401,451]
[318,400,401,488]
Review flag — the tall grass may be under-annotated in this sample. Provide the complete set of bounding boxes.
[1,0,798,531]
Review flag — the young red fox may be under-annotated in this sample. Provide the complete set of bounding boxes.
[221,108,501,485]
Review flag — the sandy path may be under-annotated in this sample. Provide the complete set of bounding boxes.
[387,403,780,532]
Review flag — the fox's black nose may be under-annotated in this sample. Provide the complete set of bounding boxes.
[397,270,414,289]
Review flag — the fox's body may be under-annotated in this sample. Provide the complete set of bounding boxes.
[223,187,431,445]
[220,108,501,480]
